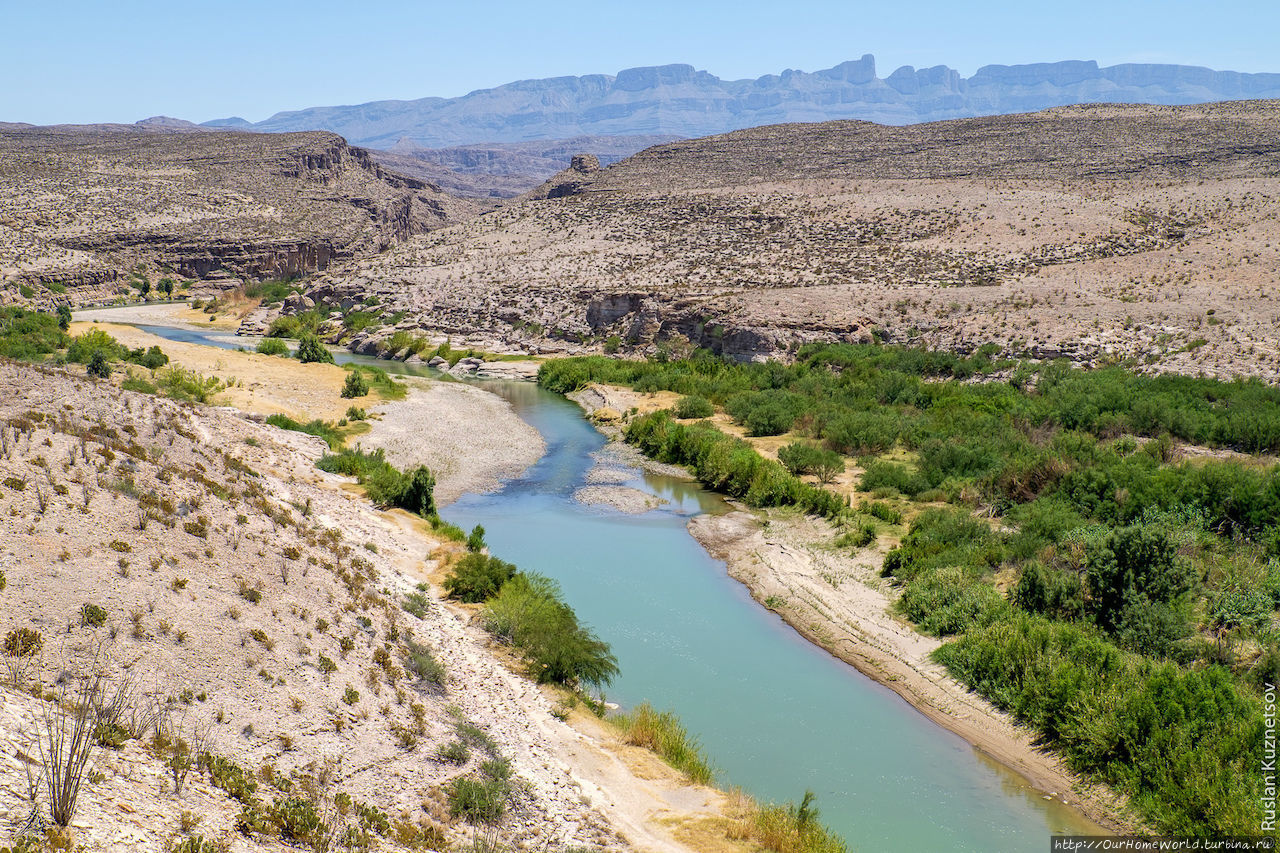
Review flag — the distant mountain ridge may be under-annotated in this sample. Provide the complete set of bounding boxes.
[201,55,1280,148]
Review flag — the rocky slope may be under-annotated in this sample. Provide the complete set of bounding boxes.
[0,127,479,306]
[0,359,632,850]
[291,100,1280,378]
[201,56,1280,148]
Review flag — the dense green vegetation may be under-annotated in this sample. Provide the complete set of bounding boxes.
[315,447,436,518]
[539,344,1280,833]
[0,306,67,358]
[264,414,346,451]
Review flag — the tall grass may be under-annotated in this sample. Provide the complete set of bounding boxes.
[610,702,714,785]
[729,789,848,853]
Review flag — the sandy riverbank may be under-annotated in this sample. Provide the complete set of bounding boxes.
[359,378,546,505]
[568,382,1136,834]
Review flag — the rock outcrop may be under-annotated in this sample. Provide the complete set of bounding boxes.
[0,127,480,306]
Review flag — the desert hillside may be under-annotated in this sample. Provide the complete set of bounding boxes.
[292,101,1280,379]
[0,360,632,851]
[0,128,479,306]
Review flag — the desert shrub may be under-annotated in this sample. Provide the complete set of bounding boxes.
[611,702,713,785]
[466,524,486,553]
[882,508,1001,583]
[295,332,333,364]
[726,389,808,436]
[778,442,845,484]
[448,759,513,824]
[266,310,320,339]
[67,328,123,364]
[834,521,877,550]
[861,500,902,525]
[86,350,111,378]
[480,573,618,689]
[674,395,714,419]
[0,306,68,359]
[1085,524,1195,632]
[898,566,1010,636]
[268,414,343,450]
[402,591,431,619]
[936,614,1263,834]
[256,337,288,356]
[80,603,107,627]
[443,552,517,603]
[824,410,900,455]
[1012,562,1086,621]
[342,370,370,398]
[403,640,445,689]
[155,366,224,403]
[859,459,928,498]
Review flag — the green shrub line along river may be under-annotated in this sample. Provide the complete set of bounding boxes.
[102,317,1105,850]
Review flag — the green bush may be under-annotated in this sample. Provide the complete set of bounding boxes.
[825,410,900,455]
[67,328,123,364]
[860,459,928,498]
[1085,525,1195,632]
[778,442,845,483]
[403,639,446,689]
[295,332,333,364]
[674,395,714,419]
[80,603,108,627]
[898,566,1010,636]
[266,414,344,450]
[0,307,68,358]
[466,524,486,552]
[316,447,436,517]
[342,370,370,398]
[87,350,111,378]
[481,573,619,688]
[443,552,517,603]
[936,614,1263,834]
[1012,562,1086,621]
[256,337,289,356]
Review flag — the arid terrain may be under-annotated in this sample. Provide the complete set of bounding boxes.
[0,353,745,852]
[292,101,1280,380]
[0,127,478,305]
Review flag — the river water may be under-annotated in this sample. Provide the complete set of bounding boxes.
[94,316,1103,850]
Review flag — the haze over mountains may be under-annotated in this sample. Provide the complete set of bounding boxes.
[202,55,1280,149]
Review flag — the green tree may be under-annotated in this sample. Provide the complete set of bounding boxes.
[86,350,111,378]
[56,305,72,331]
[295,333,334,364]
[1086,525,1194,632]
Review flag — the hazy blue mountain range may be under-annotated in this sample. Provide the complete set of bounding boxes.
[202,55,1280,148]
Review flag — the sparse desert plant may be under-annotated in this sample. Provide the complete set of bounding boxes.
[80,603,108,628]
[403,640,446,691]
[38,669,104,826]
[611,702,714,785]
[3,627,42,687]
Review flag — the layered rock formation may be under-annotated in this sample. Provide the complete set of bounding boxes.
[0,127,478,305]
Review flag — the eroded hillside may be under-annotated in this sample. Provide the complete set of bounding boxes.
[0,128,478,306]
[0,361,625,850]
[296,101,1280,379]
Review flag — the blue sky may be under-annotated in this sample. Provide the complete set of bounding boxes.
[6,0,1277,125]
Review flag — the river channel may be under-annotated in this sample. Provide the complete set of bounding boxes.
[97,316,1104,850]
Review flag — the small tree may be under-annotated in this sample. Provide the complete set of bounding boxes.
[466,524,487,552]
[86,350,111,378]
[341,370,369,398]
[295,333,334,364]
[56,305,72,331]
[1086,524,1194,632]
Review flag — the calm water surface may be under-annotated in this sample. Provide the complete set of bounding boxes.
[97,315,1104,850]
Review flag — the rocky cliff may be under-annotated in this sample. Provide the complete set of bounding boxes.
[0,127,479,306]
[201,56,1280,149]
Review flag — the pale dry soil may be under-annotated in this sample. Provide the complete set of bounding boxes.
[571,384,1136,834]
[0,358,744,852]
